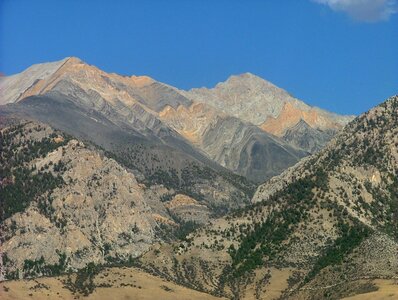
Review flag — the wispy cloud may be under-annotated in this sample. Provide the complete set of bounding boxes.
[313,0,398,22]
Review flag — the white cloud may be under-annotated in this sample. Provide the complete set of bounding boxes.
[313,0,398,22]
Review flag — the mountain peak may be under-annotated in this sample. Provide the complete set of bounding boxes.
[0,58,70,105]
[63,56,84,65]
[294,118,311,128]
[221,72,276,88]
[184,72,306,125]
[234,72,259,79]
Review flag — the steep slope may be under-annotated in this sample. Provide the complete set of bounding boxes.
[198,116,307,182]
[1,57,195,146]
[0,58,255,214]
[0,121,164,280]
[0,58,69,105]
[0,120,248,283]
[183,72,353,139]
[138,95,398,300]
[1,58,350,185]
[0,57,309,184]
[282,119,335,153]
[182,73,300,125]
[159,102,308,182]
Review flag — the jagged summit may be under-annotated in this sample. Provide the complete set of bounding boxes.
[282,118,335,152]
[0,58,66,105]
[221,71,276,85]
[0,57,89,105]
[288,118,313,132]
[63,56,83,64]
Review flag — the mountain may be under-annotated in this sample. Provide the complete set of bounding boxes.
[0,59,68,105]
[0,56,396,299]
[0,58,351,183]
[0,119,250,282]
[137,95,398,299]
[0,58,256,214]
[0,119,234,298]
[0,121,161,279]
[282,119,335,153]
[0,57,190,111]
[183,73,353,152]
[159,102,308,182]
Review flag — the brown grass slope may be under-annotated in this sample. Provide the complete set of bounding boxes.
[0,266,225,300]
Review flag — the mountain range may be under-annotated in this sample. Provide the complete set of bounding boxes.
[1,57,395,300]
[0,57,352,183]
[139,95,398,299]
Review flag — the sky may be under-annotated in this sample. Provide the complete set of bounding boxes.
[0,0,397,115]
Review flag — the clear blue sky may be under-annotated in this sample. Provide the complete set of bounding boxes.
[1,0,397,115]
